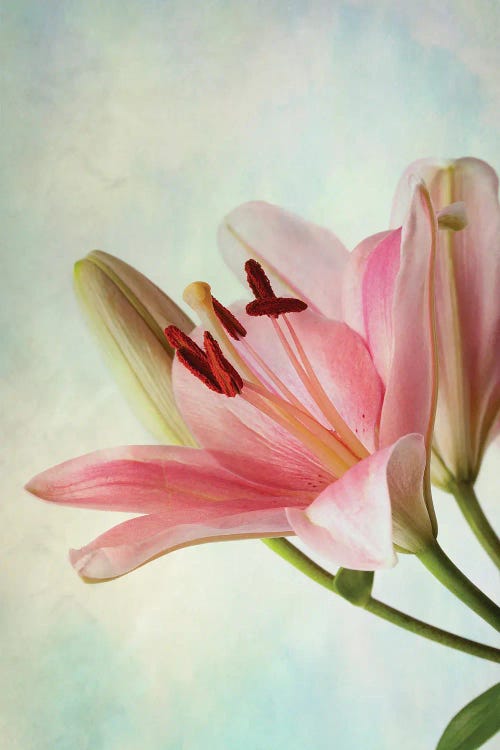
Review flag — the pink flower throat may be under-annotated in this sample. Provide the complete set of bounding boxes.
[165,260,369,478]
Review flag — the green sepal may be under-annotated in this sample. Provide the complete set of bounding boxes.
[436,682,500,750]
[333,568,374,607]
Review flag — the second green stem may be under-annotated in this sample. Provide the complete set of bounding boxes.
[417,539,500,632]
[263,538,500,662]
[450,480,500,569]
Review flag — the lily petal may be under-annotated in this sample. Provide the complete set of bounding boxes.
[287,446,395,572]
[342,230,392,338]
[75,251,196,445]
[26,445,307,514]
[287,433,432,570]
[218,201,349,318]
[363,182,437,451]
[385,433,434,552]
[359,229,402,385]
[69,506,293,579]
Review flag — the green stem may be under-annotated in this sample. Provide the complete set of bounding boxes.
[262,538,500,663]
[417,540,500,632]
[263,538,335,590]
[450,480,500,569]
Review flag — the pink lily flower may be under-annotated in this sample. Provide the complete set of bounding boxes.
[391,158,500,487]
[26,183,437,580]
[221,158,500,492]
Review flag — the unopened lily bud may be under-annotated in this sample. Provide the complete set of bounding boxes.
[74,251,196,445]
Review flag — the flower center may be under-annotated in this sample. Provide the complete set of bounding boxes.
[166,261,369,478]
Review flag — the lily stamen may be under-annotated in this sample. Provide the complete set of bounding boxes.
[204,332,243,397]
[245,258,276,300]
[242,257,368,460]
[243,380,357,470]
[240,386,348,478]
[211,295,247,340]
[238,336,309,413]
[272,315,366,460]
[175,260,370,475]
[282,315,370,459]
[165,326,243,397]
[182,281,258,384]
[166,320,353,475]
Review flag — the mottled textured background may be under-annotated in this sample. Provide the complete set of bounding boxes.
[2,1,499,748]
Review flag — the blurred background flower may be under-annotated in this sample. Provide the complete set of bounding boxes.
[3,1,499,748]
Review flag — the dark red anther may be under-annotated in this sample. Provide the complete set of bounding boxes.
[246,297,308,317]
[203,332,243,397]
[245,259,276,300]
[167,325,243,398]
[164,325,205,359]
[166,325,222,392]
[244,259,307,318]
[211,296,247,340]
[176,346,223,394]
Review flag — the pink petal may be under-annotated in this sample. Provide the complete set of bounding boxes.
[173,308,383,491]
[360,229,402,385]
[69,506,293,579]
[385,433,434,552]
[342,230,392,338]
[363,182,437,449]
[26,445,307,513]
[218,201,349,318]
[287,448,395,571]
[287,433,433,570]
[393,158,500,476]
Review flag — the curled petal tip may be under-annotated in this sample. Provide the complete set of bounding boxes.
[24,479,37,496]
[408,175,427,191]
[69,549,97,578]
[437,201,468,231]
[69,548,117,582]
[24,474,48,500]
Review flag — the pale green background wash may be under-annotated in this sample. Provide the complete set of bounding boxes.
[2,1,499,748]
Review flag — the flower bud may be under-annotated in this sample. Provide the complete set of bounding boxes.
[74,251,196,445]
